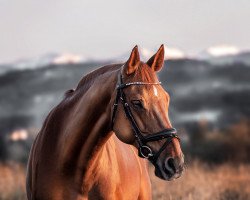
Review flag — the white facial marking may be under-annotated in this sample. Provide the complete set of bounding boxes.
[153,86,158,97]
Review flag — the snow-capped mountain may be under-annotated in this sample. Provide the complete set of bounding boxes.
[12,53,59,70]
[0,53,87,75]
[198,45,250,65]
[52,53,87,64]
[1,45,250,76]
[199,45,240,59]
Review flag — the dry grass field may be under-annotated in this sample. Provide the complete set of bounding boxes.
[0,163,26,200]
[0,161,250,200]
[150,161,250,200]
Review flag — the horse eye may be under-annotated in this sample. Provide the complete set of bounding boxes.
[131,100,144,109]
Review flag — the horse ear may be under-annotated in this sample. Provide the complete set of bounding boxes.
[123,45,140,75]
[146,44,165,72]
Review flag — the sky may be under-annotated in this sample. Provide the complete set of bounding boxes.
[0,0,250,63]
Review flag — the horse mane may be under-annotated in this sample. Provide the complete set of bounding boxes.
[64,89,75,97]
[64,63,122,99]
[63,62,158,101]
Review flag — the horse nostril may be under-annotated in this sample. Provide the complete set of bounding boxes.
[164,157,176,174]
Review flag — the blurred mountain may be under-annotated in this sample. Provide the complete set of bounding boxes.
[0,58,249,129]
[198,45,250,65]
[0,56,250,161]
[0,53,87,75]
[1,45,249,76]
[204,52,250,66]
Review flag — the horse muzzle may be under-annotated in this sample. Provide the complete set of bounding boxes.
[155,154,185,181]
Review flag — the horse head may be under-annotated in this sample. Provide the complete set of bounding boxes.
[112,45,184,180]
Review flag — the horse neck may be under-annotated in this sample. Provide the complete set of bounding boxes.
[59,67,119,184]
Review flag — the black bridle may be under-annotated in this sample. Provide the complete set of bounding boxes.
[111,72,180,165]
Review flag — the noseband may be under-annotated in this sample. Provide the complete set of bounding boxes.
[111,72,180,165]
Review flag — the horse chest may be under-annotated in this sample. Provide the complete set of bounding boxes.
[83,138,147,200]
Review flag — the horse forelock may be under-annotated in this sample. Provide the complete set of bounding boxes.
[132,62,159,83]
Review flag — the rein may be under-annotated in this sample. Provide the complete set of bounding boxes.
[111,72,180,165]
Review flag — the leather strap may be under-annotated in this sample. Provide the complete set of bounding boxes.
[111,72,180,165]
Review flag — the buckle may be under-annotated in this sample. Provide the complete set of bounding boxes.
[139,145,153,159]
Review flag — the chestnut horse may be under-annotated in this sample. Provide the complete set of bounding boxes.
[26,45,184,200]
